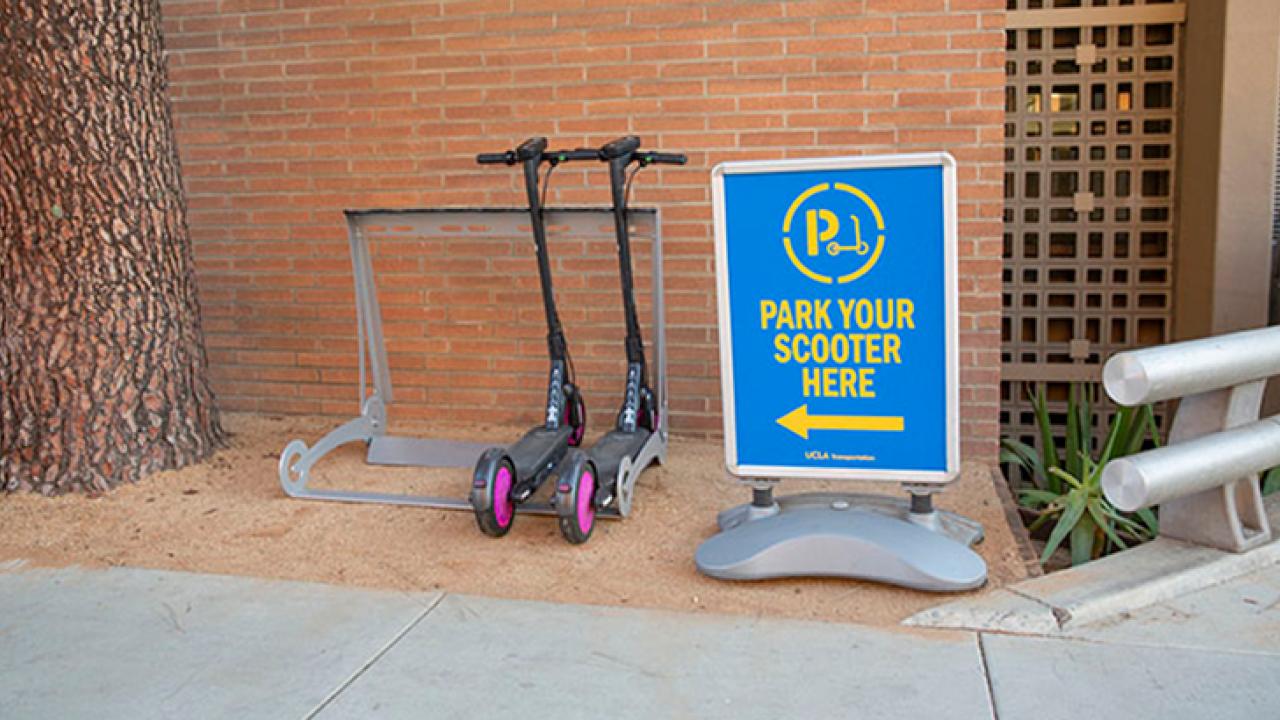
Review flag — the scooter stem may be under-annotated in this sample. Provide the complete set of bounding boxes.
[505,138,569,431]
[518,146,568,362]
[606,151,648,370]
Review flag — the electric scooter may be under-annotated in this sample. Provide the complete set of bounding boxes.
[554,136,687,543]
[471,137,599,538]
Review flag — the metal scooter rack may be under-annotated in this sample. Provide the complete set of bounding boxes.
[278,208,667,519]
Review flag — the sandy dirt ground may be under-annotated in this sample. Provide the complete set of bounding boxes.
[0,412,1032,627]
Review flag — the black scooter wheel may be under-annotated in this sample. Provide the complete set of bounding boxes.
[556,453,598,545]
[567,387,587,447]
[474,455,517,538]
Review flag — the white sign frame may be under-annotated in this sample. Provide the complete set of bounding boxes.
[711,152,961,484]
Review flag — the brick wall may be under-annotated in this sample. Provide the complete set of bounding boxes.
[161,0,1006,462]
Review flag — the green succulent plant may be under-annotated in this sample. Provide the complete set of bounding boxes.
[1263,468,1280,496]
[1000,382,1161,567]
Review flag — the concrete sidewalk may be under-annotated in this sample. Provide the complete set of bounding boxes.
[1,563,1277,719]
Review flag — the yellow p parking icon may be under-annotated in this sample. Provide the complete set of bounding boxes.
[783,181,886,284]
[807,212,871,257]
[805,209,839,256]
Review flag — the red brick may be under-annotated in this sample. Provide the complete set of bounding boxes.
[629,5,703,26]
[736,20,811,38]
[815,17,895,36]
[706,3,784,23]
[164,0,1006,457]
[554,10,628,29]
[899,51,980,70]
[707,40,783,58]
[869,33,949,53]
[898,14,979,32]
[900,90,980,108]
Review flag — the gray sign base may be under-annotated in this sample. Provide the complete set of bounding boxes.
[695,492,988,592]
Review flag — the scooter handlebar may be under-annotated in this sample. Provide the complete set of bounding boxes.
[601,135,641,159]
[638,151,687,166]
[515,136,549,161]
[476,152,514,165]
[551,148,602,162]
[480,138,685,168]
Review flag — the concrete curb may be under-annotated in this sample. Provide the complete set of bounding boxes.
[906,494,1280,633]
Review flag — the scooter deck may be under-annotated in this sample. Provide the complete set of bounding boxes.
[587,428,652,485]
[508,425,574,481]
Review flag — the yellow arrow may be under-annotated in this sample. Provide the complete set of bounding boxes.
[776,404,904,440]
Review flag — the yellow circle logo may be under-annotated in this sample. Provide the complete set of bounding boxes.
[782,182,886,284]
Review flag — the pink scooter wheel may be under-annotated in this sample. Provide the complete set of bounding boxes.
[475,457,516,537]
[557,456,597,544]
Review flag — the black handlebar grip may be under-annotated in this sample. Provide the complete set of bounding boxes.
[476,152,513,165]
[601,135,641,159]
[557,148,602,161]
[515,136,549,161]
[640,152,687,165]
[546,147,600,163]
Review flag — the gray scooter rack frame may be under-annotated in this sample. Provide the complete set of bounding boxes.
[278,208,668,519]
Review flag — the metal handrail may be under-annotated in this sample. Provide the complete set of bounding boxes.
[1100,327,1276,552]
[1103,326,1280,405]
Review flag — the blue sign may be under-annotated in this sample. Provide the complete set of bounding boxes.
[711,154,959,483]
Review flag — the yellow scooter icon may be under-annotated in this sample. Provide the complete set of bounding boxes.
[806,209,870,257]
